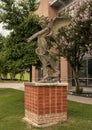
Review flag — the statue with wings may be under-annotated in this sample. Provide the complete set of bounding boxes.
[27,16,69,82]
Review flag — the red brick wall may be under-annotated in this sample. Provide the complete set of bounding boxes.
[24,83,67,127]
[25,84,67,115]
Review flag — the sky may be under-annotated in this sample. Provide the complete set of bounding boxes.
[0,23,10,37]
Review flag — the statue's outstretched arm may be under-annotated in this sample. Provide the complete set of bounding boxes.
[27,27,49,42]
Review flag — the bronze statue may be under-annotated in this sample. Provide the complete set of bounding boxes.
[27,16,59,82]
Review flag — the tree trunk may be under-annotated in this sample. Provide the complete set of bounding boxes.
[20,72,24,81]
[29,65,32,82]
[3,73,7,80]
[73,68,80,93]
[0,73,2,80]
[10,73,16,80]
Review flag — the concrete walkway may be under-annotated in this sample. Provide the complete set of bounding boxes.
[0,82,92,105]
[68,94,92,104]
[0,82,24,91]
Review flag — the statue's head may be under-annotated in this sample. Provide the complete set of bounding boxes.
[39,16,50,28]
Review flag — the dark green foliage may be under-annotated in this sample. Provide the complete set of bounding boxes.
[0,0,41,78]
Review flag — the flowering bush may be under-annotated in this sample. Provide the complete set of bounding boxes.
[56,0,92,92]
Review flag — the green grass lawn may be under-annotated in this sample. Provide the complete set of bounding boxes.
[16,72,30,81]
[7,72,30,81]
[0,88,92,130]
[0,72,30,82]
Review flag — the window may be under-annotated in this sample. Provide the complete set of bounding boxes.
[79,57,92,87]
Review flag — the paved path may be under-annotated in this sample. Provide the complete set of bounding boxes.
[0,82,24,91]
[68,94,92,104]
[0,82,92,104]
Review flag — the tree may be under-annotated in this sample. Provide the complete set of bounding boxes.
[0,34,3,79]
[0,0,37,30]
[3,34,40,80]
[0,34,4,51]
[53,0,92,93]
[0,0,41,80]
[0,34,9,79]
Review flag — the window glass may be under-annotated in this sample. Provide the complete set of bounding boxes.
[79,60,87,78]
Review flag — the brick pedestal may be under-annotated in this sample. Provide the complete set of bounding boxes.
[24,82,68,127]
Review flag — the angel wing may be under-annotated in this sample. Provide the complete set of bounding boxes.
[51,16,70,35]
[27,16,70,42]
